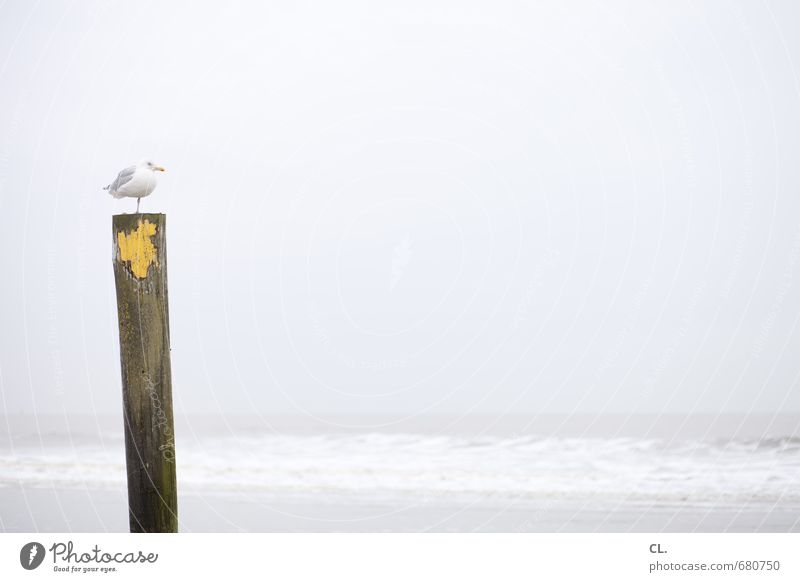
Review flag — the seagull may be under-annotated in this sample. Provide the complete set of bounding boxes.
[104,159,166,213]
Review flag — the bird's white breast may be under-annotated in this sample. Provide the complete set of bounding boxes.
[115,169,158,199]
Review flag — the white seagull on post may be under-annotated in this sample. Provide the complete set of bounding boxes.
[104,159,166,213]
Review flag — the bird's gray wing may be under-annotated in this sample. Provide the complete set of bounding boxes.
[107,165,137,192]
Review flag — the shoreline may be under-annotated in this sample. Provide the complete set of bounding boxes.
[2,484,797,533]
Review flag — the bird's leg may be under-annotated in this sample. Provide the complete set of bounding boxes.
[136,197,141,213]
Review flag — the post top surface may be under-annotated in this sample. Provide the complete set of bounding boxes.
[113,213,165,218]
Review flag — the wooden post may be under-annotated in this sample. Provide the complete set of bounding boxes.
[112,213,178,533]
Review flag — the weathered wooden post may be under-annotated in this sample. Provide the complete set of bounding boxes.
[112,213,178,533]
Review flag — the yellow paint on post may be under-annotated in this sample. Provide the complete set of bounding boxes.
[117,219,158,279]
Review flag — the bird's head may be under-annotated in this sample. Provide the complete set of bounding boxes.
[139,159,166,172]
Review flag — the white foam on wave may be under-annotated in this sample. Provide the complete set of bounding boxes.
[1,433,798,504]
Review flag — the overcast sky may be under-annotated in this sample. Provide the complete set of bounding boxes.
[1,0,799,418]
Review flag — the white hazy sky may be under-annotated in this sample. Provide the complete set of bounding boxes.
[1,0,799,417]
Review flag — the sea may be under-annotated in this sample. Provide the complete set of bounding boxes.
[1,414,798,532]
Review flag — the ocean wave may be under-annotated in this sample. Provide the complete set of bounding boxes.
[1,433,798,504]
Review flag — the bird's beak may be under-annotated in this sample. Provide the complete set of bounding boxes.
[155,166,166,172]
